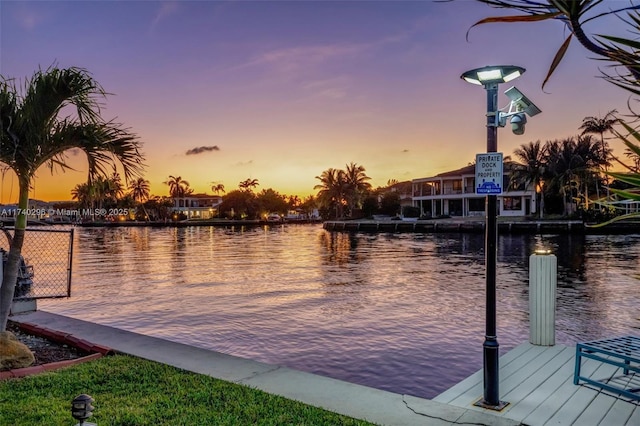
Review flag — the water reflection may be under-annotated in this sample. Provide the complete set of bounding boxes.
[40,225,640,399]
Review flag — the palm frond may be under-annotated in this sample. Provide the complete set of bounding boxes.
[607,172,640,188]
[543,34,572,91]
[39,120,144,182]
[586,212,640,228]
[19,66,106,128]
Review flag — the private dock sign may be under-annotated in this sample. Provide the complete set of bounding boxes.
[475,152,503,195]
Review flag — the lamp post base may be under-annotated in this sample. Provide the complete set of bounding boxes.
[473,398,509,411]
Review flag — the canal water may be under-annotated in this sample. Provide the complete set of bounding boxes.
[39,224,640,398]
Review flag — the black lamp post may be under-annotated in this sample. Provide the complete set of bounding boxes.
[460,65,525,410]
[71,394,95,426]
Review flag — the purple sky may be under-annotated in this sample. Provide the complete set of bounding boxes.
[0,1,626,201]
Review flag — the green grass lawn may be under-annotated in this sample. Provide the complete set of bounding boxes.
[0,355,376,426]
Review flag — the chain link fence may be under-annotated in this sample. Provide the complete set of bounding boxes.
[1,227,74,300]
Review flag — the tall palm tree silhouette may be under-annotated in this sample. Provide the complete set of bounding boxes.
[580,110,618,199]
[510,141,547,219]
[165,175,191,197]
[129,177,151,220]
[0,67,144,331]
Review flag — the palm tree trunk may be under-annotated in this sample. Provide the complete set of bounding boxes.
[0,180,29,331]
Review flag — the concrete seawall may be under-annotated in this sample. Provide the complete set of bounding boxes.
[323,219,640,234]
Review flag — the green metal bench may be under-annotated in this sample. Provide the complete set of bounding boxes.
[574,336,640,401]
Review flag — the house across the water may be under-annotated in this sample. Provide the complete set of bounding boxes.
[411,162,536,218]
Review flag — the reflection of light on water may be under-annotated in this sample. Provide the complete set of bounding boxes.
[39,226,640,399]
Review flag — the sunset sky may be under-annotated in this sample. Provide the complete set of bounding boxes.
[0,1,629,202]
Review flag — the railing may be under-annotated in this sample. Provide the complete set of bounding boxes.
[2,227,74,300]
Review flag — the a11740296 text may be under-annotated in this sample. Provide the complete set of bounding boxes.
[0,208,130,217]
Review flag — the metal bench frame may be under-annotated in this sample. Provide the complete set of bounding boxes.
[574,336,640,401]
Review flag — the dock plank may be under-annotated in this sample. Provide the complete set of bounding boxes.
[438,342,640,426]
[573,393,627,426]
[501,346,575,420]
[500,345,568,396]
[521,354,621,425]
[627,403,640,425]
[447,344,552,408]
[433,341,534,404]
[545,386,607,426]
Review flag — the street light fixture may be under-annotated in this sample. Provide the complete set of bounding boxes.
[461,65,524,86]
[461,65,540,410]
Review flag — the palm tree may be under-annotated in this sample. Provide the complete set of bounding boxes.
[0,66,144,331]
[71,182,92,209]
[107,171,125,202]
[164,175,191,198]
[343,162,372,215]
[509,141,547,218]
[211,182,225,195]
[239,178,259,192]
[287,195,301,208]
[314,168,346,219]
[129,177,151,220]
[545,137,599,215]
[580,110,618,199]
[129,177,150,204]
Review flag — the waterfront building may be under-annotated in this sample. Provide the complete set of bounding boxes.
[411,163,536,218]
[171,194,223,219]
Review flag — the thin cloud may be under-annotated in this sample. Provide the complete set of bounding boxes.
[302,77,349,100]
[149,1,180,33]
[219,28,412,77]
[12,5,45,31]
[185,145,220,156]
[235,160,254,166]
[222,43,363,76]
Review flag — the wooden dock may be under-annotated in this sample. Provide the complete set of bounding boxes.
[434,342,640,425]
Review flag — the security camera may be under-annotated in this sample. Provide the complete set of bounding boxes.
[510,113,527,135]
[496,86,541,135]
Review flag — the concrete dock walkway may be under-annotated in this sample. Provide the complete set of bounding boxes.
[9,310,519,426]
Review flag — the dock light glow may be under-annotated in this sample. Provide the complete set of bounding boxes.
[534,249,552,255]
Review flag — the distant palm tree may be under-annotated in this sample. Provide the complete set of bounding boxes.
[287,195,301,208]
[107,170,125,200]
[128,177,151,220]
[510,141,547,219]
[343,162,372,215]
[211,182,225,195]
[0,66,144,331]
[71,182,92,209]
[164,175,191,198]
[239,178,259,192]
[580,110,618,199]
[545,137,593,215]
[575,134,608,208]
[314,168,346,219]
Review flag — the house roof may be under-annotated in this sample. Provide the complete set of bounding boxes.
[432,161,519,179]
[435,164,476,177]
[177,193,222,199]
